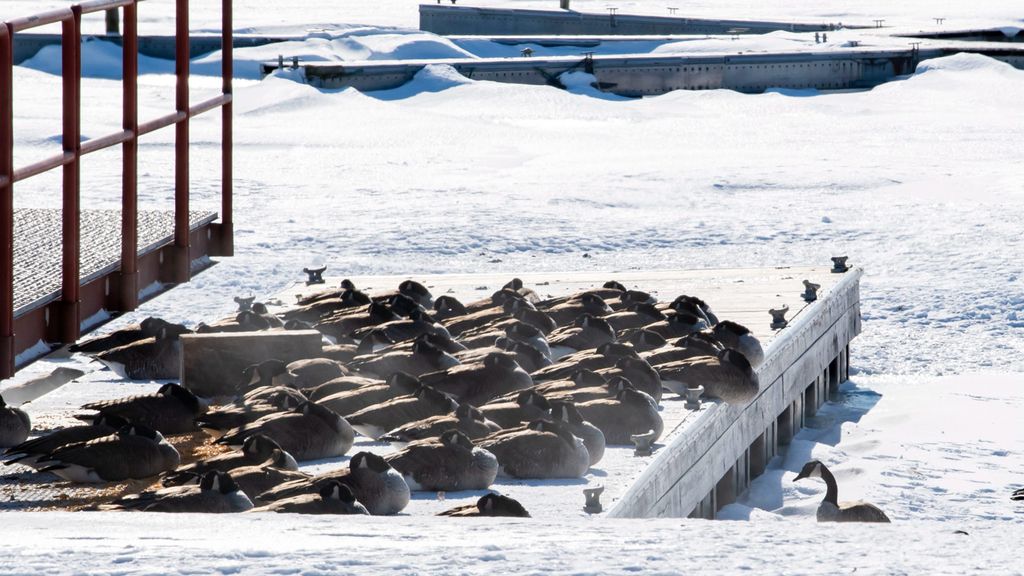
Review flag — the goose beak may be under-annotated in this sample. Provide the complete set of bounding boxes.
[794,470,809,481]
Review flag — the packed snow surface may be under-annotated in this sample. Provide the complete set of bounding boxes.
[1,0,1023,573]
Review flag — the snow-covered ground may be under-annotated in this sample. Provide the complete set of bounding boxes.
[1,0,1023,572]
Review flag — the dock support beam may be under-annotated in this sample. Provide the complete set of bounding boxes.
[171,0,191,283]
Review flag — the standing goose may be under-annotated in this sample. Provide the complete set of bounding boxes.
[99,470,253,513]
[254,480,369,515]
[257,451,410,515]
[36,424,181,483]
[161,434,298,487]
[4,414,127,468]
[378,403,502,447]
[348,338,460,379]
[438,493,530,518]
[95,324,192,380]
[0,394,31,448]
[69,317,181,354]
[794,460,891,523]
[576,388,663,445]
[707,321,765,369]
[547,315,616,359]
[217,401,354,462]
[385,429,498,492]
[75,383,209,435]
[419,352,533,407]
[655,348,759,404]
[345,384,458,440]
[478,419,590,480]
[318,372,421,418]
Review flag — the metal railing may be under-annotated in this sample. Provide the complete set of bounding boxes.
[0,0,234,377]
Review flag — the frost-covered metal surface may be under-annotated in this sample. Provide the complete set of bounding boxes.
[13,209,216,314]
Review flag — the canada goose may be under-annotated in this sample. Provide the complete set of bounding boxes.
[195,310,272,334]
[605,290,658,312]
[442,297,531,337]
[544,294,613,327]
[4,414,128,468]
[294,278,359,306]
[531,341,637,381]
[458,321,550,359]
[433,295,469,321]
[217,401,354,462]
[318,372,421,417]
[218,454,312,500]
[528,373,633,406]
[283,288,371,324]
[283,358,350,390]
[161,434,298,487]
[595,356,662,404]
[307,376,383,401]
[315,301,401,342]
[196,393,303,439]
[642,311,707,340]
[456,338,550,374]
[95,324,192,380]
[439,493,530,517]
[75,383,208,435]
[345,384,457,440]
[351,308,451,345]
[656,348,759,404]
[660,295,719,325]
[576,388,663,445]
[419,352,533,407]
[641,331,724,366]
[69,317,181,354]
[547,315,616,359]
[547,400,606,466]
[626,329,667,353]
[385,429,498,492]
[794,460,891,523]
[257,451,410,516]
[348,338,460,379]
[479,419,590,479]
[536,287,623,311]
[238,359,294,392]
[488,368,606,404]
[370,280,433,310]
[479,390,551,429]
[254,480,369,515]
[0,394,31,448]
[502,277,540,304]
[241,385,307,408]
[99,470,253,513]
[318,343,360,363]
[250,302,284,329]
[378,403,502,446]
[359,330,466,357]
[1012,488,1024,501]
[36,424,181,483]
[707,321,765,368]
[605,303,666,334]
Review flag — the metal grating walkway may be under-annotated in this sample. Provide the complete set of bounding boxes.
[13,208,217,315]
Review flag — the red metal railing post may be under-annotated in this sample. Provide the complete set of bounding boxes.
[59,7,82,344]
[219,0,234,256]
[0,24,14,378]
[118,2,139,311]
[172,0,191,282]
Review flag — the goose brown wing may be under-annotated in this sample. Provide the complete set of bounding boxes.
[80,393,176,425]
[4,424,115,458]
[384,441,464,488]
[347,396,449,431]
[839,501,891,523]
[257,468,352,502]
[46,434,170,480]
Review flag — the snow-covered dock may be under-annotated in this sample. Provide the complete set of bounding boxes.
[270,265,859,519]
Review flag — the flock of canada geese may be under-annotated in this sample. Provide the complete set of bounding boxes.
[0,277,894,521]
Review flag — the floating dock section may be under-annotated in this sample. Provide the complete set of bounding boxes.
[420,4,843,36]
[275,266,860,519]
